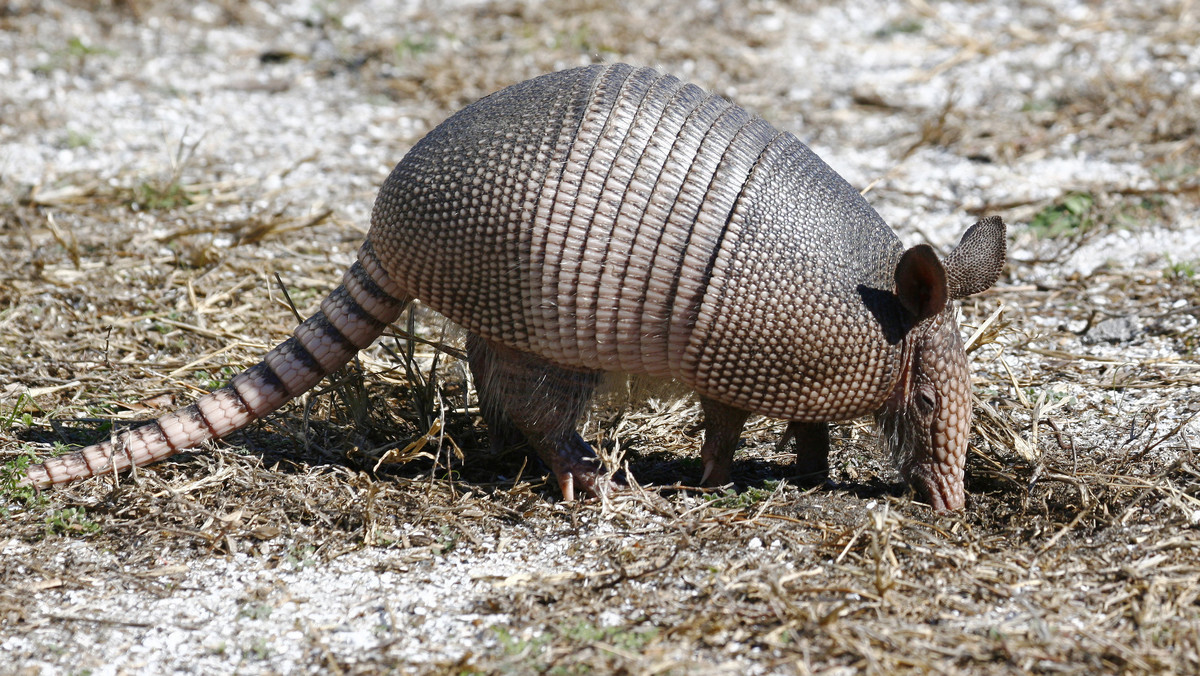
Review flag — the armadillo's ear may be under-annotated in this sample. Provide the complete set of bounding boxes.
[943,215,1007,299]
[895,244,948,322]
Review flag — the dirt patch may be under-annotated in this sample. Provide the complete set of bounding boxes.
[3,0,1199,673]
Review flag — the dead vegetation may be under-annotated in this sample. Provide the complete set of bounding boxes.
[3,0,1200,673]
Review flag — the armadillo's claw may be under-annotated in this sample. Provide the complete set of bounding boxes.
[558,473,575,502]
[698,397,750,487]
[554,462,625,502]
[545,431,626,502]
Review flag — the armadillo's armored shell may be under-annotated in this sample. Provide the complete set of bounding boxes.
[370,64,907,422]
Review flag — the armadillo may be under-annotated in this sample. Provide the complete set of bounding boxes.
[20,63,1005,511]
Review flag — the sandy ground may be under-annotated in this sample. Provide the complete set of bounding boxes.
[2,0,1199,673]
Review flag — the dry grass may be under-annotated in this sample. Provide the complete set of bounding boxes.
[4,172,1199,674]
[3,0,1200,673]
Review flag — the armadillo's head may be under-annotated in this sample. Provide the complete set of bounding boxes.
[876,216,1006,512]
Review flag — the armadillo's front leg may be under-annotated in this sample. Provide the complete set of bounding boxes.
[698,396,751,486]
[467,336,615,500]
[777,421,830,485]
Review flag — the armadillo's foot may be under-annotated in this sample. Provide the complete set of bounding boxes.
[556,468,622,502]
[547,431,622,501]
[465,333,611,500]
[777,421,830,486]
[698,397,752,486]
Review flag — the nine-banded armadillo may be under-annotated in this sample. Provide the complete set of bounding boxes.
[21,63,1005,512]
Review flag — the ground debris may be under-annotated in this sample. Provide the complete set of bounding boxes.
[2,0,1199,674]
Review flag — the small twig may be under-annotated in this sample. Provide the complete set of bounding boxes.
[381,328,468,361]
[1035,501,1097,558]
[1044,418,1078,474]
[273,272,304,325]
[1116,440,1195,527]
[594,544,681,591]
[1127,410,1200,464]
[38,613,158,629]
[963,302,1005,353]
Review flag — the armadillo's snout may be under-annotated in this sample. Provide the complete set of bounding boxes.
[879,317,974,513]
[879,402,969,513]
[904,460,966,512]
[915,382,971,512]
[906,373,972,513]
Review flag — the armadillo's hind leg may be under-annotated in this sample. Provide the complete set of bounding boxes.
[467,336,612,500]
[465,333,526,454]
[698,396,751,486]
[777,421,830,486]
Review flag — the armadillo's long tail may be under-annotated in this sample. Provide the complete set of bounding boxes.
[22,241,410,489]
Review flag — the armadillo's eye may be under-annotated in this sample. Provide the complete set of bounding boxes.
[915,387,936,414]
